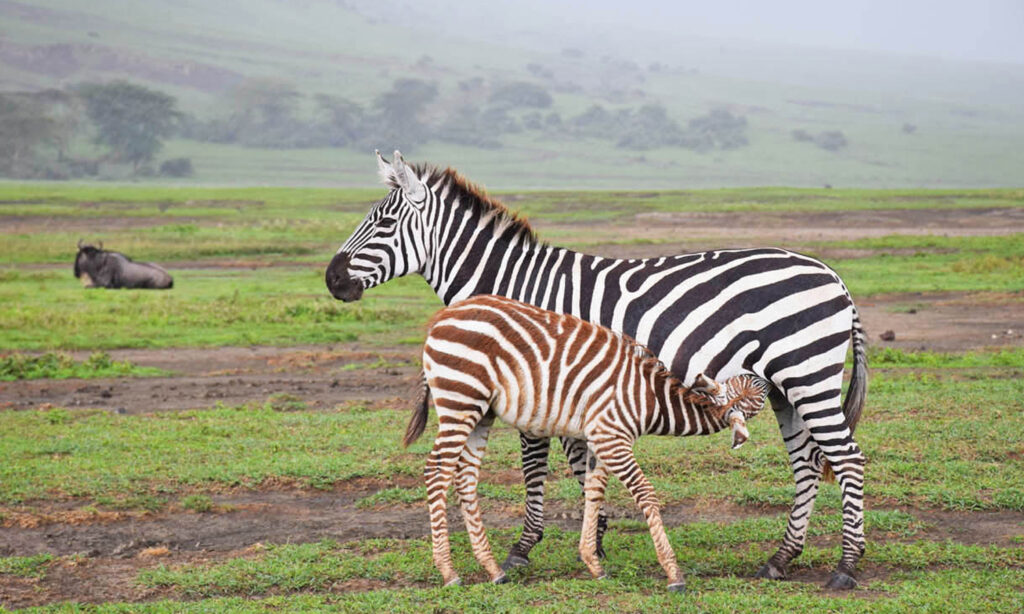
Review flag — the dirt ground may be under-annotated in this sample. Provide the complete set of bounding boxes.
[2,206,1023,608]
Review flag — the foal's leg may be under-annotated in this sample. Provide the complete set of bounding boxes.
[563,437,609,558]
[425,407,484,587]
[578,447,610,579]
[593,435,685,592]
[503,433,550,569]
[452,414,507,584]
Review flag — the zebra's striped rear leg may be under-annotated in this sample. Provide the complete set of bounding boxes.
[594,437,684,591]
[757,398,822,581]
[564,437,609,558]
[425,409,484,587]
[578,451,609,579]
[453,415,507,584]
[503,433,551,570]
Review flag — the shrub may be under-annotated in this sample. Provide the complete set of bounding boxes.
[159,157,194,177]
[815,130,848,151]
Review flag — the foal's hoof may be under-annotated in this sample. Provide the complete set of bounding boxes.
[667,582,686,593]
[443,577,462,587]
[492,573,510,585]
[824,571,858,590]
[755,562,786,580]
[501,553,530,571]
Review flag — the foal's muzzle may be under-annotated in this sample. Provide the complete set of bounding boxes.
[325,251,364,302]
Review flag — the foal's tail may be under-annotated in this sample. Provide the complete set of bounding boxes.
[402,372,430,447]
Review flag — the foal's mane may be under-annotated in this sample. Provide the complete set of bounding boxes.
[410,164,538,243]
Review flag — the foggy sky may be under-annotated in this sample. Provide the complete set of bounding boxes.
[448,0,1024,65]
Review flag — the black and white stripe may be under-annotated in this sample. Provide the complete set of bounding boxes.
[325,151,867,588]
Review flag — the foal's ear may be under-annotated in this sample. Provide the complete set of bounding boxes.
[691,373,721,395]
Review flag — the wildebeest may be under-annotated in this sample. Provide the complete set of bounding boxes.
[73,241,174,289]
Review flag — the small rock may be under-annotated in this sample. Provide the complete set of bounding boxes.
[879,330,896,341]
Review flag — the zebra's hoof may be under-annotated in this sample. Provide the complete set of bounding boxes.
[443,577,462,587]
[596,573,609,581]
[501,553,530,571]
[492,573,509,585]
[667,582,686,593]
[755,562,786,580]
[824,571,858,590]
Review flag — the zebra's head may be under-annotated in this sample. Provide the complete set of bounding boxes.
[326,150,432,302]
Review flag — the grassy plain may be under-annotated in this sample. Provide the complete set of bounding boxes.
[1,183,1023,611]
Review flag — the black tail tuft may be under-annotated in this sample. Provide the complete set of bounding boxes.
[402,373,430,447]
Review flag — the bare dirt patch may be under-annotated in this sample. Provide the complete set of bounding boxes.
[549,206,1024,256]
[0,345,420,413]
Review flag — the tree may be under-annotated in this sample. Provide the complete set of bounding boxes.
[78,81,181,170]
[0,93,57,174]
[371,78,438,150]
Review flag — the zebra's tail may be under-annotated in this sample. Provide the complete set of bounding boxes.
[822,304,868,482]
[402,372,430,447]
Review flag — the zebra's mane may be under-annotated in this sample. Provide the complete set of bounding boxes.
[410,164,539,243]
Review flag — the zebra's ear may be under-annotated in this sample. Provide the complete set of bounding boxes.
[375,149,391,183]
[391,150,427,203]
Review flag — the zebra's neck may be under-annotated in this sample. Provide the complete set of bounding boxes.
[646,369,729,438]
[426,209,575,307]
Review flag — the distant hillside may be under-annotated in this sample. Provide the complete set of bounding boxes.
[1,0,1023,188]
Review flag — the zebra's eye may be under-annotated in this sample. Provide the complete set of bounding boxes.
[376,217,397,229]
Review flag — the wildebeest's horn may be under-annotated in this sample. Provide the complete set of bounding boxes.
[98,240,103,249]
[77,238,84,249]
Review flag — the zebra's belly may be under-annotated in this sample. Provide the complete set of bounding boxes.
[492,397,585,440]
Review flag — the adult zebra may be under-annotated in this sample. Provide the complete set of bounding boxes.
[326,151,868,589]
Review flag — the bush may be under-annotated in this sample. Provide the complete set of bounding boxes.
[815,130,848,151]
[159,157,194,177]
[489,82,553,108]
[791,129,813,142]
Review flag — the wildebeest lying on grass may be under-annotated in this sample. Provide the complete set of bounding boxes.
[73,241,174,289]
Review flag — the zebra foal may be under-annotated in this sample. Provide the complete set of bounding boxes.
[405,295,770,590]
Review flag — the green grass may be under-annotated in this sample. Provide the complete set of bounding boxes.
[1,376,1021,514]
[0,554,53,579]
[0,267,440,350]
[868,346,1024,368]
[0,351,165,381]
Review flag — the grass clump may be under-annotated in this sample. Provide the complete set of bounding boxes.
[181,494,214,513]
[0,553,54,578]
[0,351,165,381]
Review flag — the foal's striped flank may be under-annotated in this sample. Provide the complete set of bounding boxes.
[407,295,769,590]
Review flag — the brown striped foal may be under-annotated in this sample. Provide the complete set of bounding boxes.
[405,295,769,591]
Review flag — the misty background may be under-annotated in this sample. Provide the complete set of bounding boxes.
[1,0,1022,188]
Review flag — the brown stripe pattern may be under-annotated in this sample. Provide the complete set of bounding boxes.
[408,295,769,590]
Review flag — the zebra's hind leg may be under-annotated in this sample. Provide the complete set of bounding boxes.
[453,414,507,584]
[578,448,609,579]
[502,433,550,570]
[593,436,684,592]
[756,390,822,582]
[564,436,609,558]
[425,408,485,587]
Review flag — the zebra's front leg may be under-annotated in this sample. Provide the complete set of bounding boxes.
[578,448,610,579]
[593,437,685,592]
[756,397,822,582]
[453,414,507,584]
[563,436,609,558]
[425,410,484,587]
[502,433,550,570]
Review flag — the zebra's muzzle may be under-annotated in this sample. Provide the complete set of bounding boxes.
[325,251,364,302]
